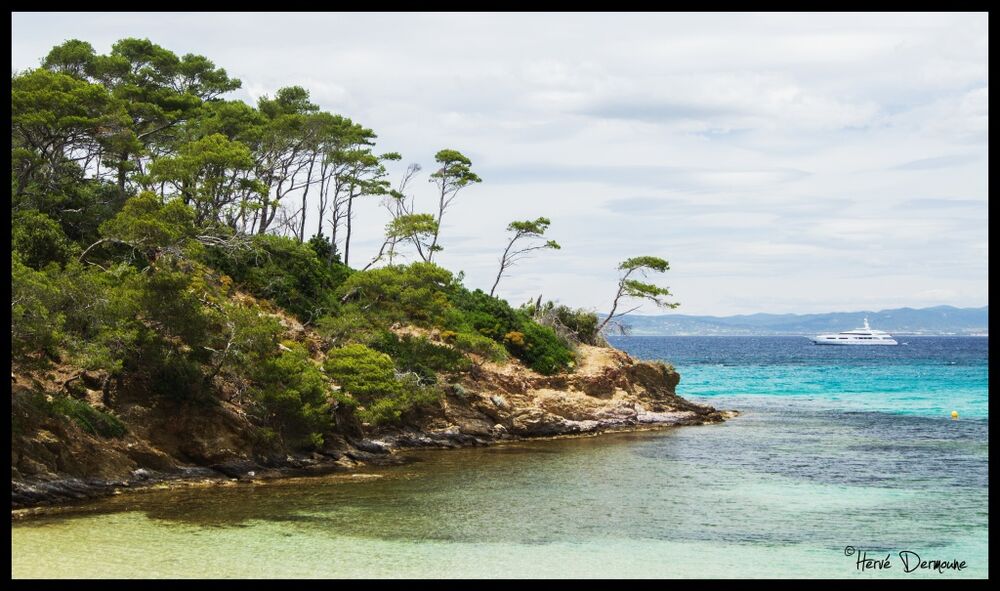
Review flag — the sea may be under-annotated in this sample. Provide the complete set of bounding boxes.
[10,336,988,578]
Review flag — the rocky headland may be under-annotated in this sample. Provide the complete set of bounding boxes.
[12,341,728,512]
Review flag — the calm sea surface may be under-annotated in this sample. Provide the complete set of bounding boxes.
[11,337,988,578]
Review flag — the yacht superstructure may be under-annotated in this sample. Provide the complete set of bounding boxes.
[811,318,898,345]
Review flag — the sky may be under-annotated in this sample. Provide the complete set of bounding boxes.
[11,12,989,316]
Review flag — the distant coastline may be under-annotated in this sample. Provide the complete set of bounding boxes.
[609,305,988,337]
[611,334,989,338]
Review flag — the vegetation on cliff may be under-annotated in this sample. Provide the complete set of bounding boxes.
[11,38,678,458]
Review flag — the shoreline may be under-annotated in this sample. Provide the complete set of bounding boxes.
[13,344,731,513]
[12,412,737,520]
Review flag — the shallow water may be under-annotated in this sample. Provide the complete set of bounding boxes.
[11,337,988,578]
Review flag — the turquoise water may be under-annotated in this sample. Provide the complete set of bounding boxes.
[11,337,988,578]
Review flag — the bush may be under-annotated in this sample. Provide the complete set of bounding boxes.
[98,191,197,254]
[553,305,601,345]
[448,286,574,374]
[11,254,64,358]
[12,209,77,269]
[370,332,471,383]
[325,265,572,374]
[355,396,407,426]
[447,287,520,342]
[10,255,152,372]
[314,309,381,347]
[50,396,127,439]
[209,302,284,378]
[324,343,443,426]
[323,344,401,403]
[447,330,508,362]
[149,346,206,398]
[249,342,332,449]
[355,375,442,426]
[335,262,454,328]
[139,264,215,353]
[14,175,119,245]
[205,234,351,321]
[506,319,576,375]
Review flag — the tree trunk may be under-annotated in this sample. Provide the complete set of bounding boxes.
[328,200,339,265]
[317,171,330,239]
[428,185,447,263]
[257,197,269,235]
[298,156,316,242]
[116,151,129,205]
[596,285,624,334]
[489,235,518,297]
[344,188,355,267]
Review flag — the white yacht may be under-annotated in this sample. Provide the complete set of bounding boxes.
[811,318,898,346]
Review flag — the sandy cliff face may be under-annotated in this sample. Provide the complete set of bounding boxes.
[11,343,725,509]
[385,344,723,444]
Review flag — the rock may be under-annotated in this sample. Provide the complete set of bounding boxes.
[210,459,260,478]
[350,438,390,455]
[18,457,52,477]
[489,394,509,409]
[80,370,106,390]
[510,409,569,436]
[125,444,177,471]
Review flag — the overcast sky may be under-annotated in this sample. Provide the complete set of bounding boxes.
[11,12,989,316]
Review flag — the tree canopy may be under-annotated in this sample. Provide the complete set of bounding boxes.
[597,256,679,334]
[489,217,560,297]
[11,36,683,450]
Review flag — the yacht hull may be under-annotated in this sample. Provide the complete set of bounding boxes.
[811,318,898,345]
[811,338,898,346]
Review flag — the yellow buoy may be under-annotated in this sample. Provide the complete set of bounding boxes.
[951,411,959,420]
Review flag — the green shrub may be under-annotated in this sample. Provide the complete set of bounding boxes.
[306,233,337,262]
[13,391,125,439]
[98,191,197,255]
[13,175,119,245]
[553,305,601,345]
[323,344,401,403]
[370,332,471,383]
[12,209,77,269]
[448,287,574,374]
[205,234,350,321]
[314,309,381,347]
[325,343,443,426]
[139,265,215,353]
[250,342,332,449]
[355,377,442,426]
[11,254,64,358]
[49,396,127,439]
[356,396,406,426]
[209,302,284,375]
[447,330,508,362]
[506,318,576,375]
[150,347,206,398]
[335,262,454,328]
[447,287,520,342]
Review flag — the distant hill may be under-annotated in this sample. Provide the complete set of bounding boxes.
[611,306,989,336]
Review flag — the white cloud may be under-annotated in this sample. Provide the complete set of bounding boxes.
[10,12,989,315]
